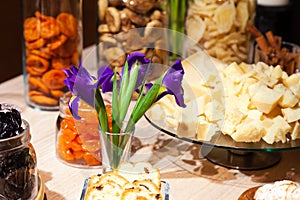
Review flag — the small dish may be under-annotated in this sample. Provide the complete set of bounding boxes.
[80,177,169,200]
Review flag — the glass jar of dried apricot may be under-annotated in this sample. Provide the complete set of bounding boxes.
[56,92,102,168]
[22,0,82,111]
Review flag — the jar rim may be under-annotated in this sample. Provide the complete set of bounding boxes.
[0,119,31,152]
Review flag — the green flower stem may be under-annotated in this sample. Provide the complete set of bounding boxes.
[112,71,120,133]
[95,89,109,132]
[169,0,187,60]
[126,76,163,132]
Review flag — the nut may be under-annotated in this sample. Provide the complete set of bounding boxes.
[106,7,121,33]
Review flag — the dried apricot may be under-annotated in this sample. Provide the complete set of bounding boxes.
[51,90,65,98]
[28,77,50,94]
[25,38,47,50]
[23,17,40,42]
[83,152,101,166]
[40,18,60,39]
[42,69,66,90]
[29,94,58,106]
[56,13,78,39]
[55,38,78,58]
[47,34,68,50]
[52,57,71,69]
[29,49,52,59]
[73,150,84,159]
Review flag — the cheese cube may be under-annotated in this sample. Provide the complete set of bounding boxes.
[251,85,283,114]
[262,116,291,144]
[196,117,217,141]
[231,119,263,142]
[291,121,300,140]
[222,62,245,83]
[270,65,283,81]
[283,73,300,88]
[289,84,300,99]
[279,89,298,108]
[281,107,300,123]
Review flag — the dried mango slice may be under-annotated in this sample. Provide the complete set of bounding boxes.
[56,13,78,39]
[236,1,249,32]
[213,1,236,34]
[42,69,66,90]
[186,15,206,43]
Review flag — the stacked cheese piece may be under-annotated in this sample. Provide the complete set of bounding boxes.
[220,62,300,144]
[84,162,162,200]
[151,61,300,144]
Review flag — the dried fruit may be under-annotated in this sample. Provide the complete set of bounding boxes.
[0,104,23,139]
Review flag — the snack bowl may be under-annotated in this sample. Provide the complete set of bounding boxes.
[80,177,169,200]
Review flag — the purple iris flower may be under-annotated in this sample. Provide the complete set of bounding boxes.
[126,52,150,69]
[64,66,98,119]
[156,59,186,107]
[97,66,114,93]
[98,52,151,93]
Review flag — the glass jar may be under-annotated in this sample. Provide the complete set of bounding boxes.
[21,0,82,111]
[56,92,101,168]
[97,0,169,72]
[185,0,256,64]
[0,119,38,200]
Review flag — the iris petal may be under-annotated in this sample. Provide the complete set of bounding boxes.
[157,59,186,107]
[97,66,114,93]
[68,96,80,120]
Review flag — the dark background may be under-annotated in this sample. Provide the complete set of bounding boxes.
[0,0,300,83]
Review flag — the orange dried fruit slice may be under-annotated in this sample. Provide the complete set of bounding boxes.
[28,77,50,94]
[26,55,49,74]
[42,69,66,90]
[30,49,52,59]
[25,38,47,50]
[56,13,78,39]
[23,17,40,42]
[52,57,71,69]
[83,152,100,166]
[47,34,68,50]
[55,38,78,58]
[29,94,58,106]
[51,89,65,98]
[40,18,60,39]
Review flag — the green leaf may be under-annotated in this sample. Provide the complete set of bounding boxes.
[95,88,109,132]
[119,61,129,109]
[119,62,139,122]
[127,76,163,131]
[112,71,120,133]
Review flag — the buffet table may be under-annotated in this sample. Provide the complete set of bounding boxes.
[1,47,300,200]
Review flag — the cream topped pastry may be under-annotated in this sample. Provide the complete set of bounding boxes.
[254,180,300,200]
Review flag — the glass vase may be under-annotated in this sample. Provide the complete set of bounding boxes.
[99,126,135,173]
[21,0,82,111]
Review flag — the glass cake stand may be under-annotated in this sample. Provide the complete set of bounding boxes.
[144,113,300,170]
